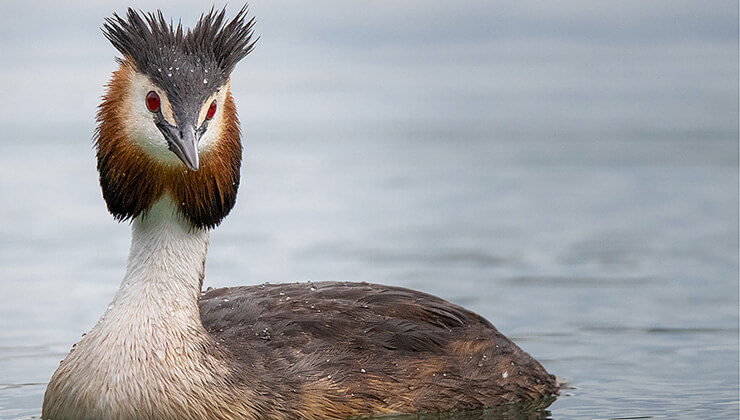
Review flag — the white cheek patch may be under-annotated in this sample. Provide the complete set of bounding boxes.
[122,72,228,164]
[123,73,182,166]
[197,86,228,153]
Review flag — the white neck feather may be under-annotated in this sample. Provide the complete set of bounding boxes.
[110,195,208,324]
[42,196,226,419]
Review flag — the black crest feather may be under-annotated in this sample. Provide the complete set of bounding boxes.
[97,6,251,230]
[102,5,256,88]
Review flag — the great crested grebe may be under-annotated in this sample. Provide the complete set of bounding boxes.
[42,6,558,420]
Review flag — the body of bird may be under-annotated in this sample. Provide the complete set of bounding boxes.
[42,6,558,420]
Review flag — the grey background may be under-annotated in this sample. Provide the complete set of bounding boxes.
[0,1,737,418]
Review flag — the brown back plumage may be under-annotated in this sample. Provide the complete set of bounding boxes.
[75,6,559,419]
[199,282,558,418]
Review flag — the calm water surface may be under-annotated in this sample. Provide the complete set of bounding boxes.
[0,1,738,419]
[0,124,736,419]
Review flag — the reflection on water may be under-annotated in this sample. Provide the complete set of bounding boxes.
[376,397,556,420]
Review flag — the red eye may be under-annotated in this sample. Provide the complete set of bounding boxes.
[145,91,160,113]
[206,100,217,120]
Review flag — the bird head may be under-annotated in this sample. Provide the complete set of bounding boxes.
[96,6,256,229]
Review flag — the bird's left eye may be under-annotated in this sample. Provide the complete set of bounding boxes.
[206,100,217,120]
[145,91,161,113]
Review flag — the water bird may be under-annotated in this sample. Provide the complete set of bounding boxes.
[42,6,558,419]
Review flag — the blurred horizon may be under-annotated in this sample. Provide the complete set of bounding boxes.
[0,2,737,419]
[0,1,737,143]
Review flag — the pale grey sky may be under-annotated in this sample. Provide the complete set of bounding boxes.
[0,1,736,141]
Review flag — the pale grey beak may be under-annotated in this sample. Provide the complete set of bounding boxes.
[170,123,199,171]
[157,119,200,171]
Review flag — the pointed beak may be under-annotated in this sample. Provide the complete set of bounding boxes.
[170,124,199,171]
[158,121,200,171]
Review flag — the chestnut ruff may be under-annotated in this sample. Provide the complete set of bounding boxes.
[96,7,253,229]
[43,6,559,420]
[96,63,241,230]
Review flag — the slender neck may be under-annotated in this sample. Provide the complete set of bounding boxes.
[108,196,209,326]
[42,197,234,420]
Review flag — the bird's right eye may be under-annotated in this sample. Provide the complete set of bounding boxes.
[145,91,161,113]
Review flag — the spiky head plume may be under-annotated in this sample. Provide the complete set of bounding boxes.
[96,6,254,230]
[102,6,256,96]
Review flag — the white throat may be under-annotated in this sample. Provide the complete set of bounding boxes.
[113,195,209,318]
[43,196,221,419]
[96,194,211,353]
